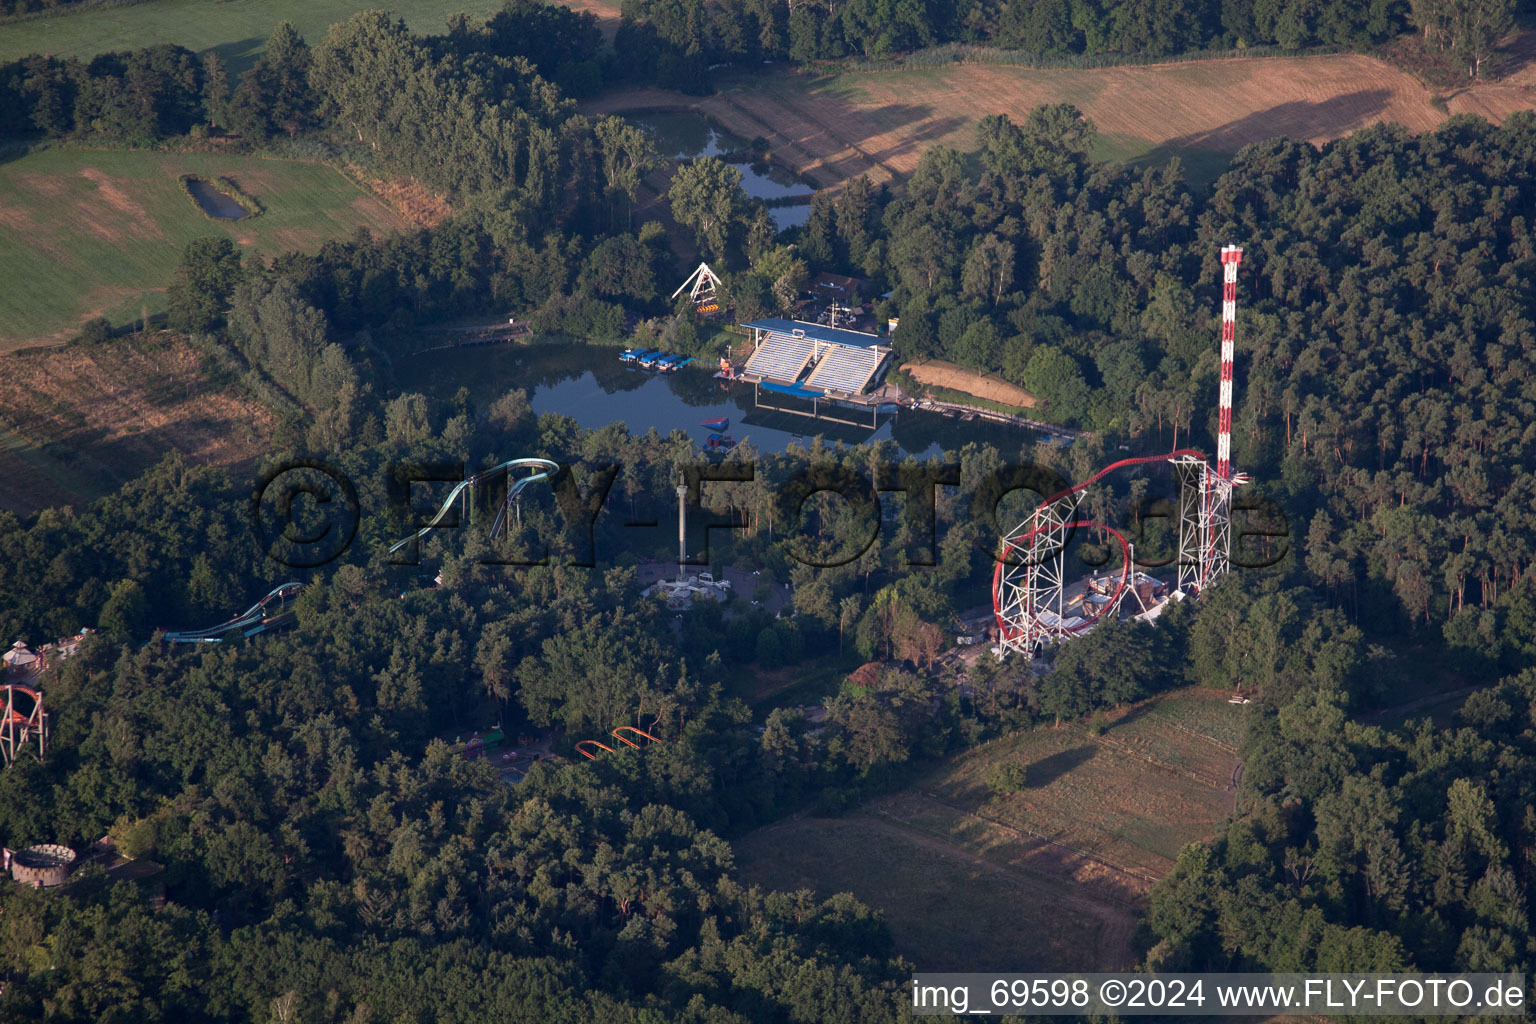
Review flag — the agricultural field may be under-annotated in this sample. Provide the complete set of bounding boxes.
[734,812,1131,971]
[0,333,275,514]
[927,690,1242,877]
[591,45,1536,189]
[0,0,491,72]
[0,0,625,72]
[0,147,415,350]
[733,688,1244,971]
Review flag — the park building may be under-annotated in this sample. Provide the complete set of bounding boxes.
[735,318,897,427]
[5,843,75,888]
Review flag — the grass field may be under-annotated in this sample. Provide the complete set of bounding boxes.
[735,813,1126,971]
[590,43,1536,190]
[925,690,1242,877]
[0,333,275,513]
[733,688,1243,971]
[0,0,624,71]
[0,147,415,350]
[0,0,484,73]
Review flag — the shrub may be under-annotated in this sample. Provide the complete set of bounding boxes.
[986,760,1028,794]
[75,317,113,345]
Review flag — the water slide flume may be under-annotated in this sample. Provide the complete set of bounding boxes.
[387,457,559,558]
[161,581,306,644]
[163,459,558,644]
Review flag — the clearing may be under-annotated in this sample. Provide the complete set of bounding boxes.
[732,688,1244,971]
[0,333,275,515]
[0,147,415,351]
[901,359,1037,409]
[589,44,1536,189]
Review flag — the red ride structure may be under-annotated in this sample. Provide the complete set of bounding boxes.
[993,246,1248,658]
[1,683,47,766]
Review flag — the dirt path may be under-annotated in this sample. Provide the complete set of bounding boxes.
[1361,683,1480,725]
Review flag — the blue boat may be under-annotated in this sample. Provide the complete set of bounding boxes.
[701,416,729,431]
[639,351,664,367]
[619,348,643,362]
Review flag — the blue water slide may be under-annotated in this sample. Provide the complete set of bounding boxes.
[387,457,559,558]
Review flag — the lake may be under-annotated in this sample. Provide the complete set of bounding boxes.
[394,340,1044,459]
[625,110,815,231]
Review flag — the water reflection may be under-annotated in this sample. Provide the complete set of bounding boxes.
[625,110,814,232]
[184,178,246,220]
[396,341,1041,458]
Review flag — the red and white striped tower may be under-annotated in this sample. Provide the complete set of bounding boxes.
[1216,245,1243,479]
[1175,244,1245,594]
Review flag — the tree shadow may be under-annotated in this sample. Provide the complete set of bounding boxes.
[203,36,266,80]
[1025,744,1097,788]
[1128,89,1395,188]
[1105,699,1156,731]
[1489,27,1536,80]
[857,108,969,174]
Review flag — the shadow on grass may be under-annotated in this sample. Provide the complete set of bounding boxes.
[1025,743,1097,787]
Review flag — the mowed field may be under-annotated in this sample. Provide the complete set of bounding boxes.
[732,688,1243,972]
[0,0,624,71]
[0,334,275,514]
[0,0,491,73]
[0,147,415,350]
[591,46,1536,189]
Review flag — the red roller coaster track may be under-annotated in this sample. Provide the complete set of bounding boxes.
[992,450,1207,652]
[994,245,1247,658]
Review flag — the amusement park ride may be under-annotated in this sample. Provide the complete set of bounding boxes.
[673,262,723,315]
[160,458,560,645]
[1,683,46,767]
[576,726,662,760]
[993,246,1248,658]
[385,457,559,560]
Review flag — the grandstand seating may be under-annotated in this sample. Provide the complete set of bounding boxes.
[805,345,885,394]
[743,333,818,383]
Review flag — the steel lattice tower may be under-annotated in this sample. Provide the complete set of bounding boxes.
[993,245,1250,657]
[1176,245,1245,594]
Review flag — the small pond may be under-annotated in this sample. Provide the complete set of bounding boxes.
[184,177,247,220]
[625,110,815,231]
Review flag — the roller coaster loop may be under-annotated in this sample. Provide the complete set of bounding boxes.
[993,449,1216,655]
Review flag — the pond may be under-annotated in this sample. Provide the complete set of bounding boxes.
[394,340,1044,460]
[184,177,247,220]
[625,110,815,231]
